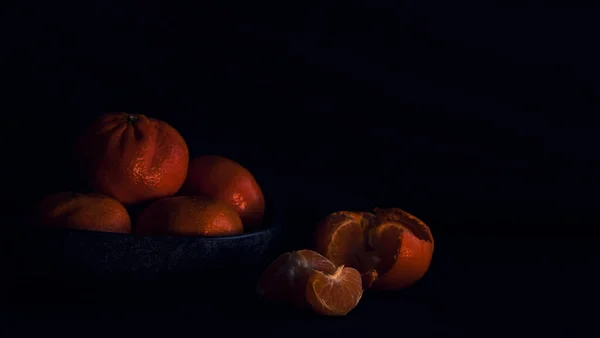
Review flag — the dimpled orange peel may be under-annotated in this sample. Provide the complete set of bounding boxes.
[135,196,243,236]
[77,113,189,205]
[180,155,265,231]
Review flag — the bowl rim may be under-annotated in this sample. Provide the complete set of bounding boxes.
[14,217,281,241]
[137,225,280,240]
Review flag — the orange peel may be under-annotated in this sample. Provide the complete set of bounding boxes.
[313,207,434,290]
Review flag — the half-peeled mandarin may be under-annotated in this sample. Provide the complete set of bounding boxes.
[368,208,434,290]
[313,207,434,290]
[305,265,363,316]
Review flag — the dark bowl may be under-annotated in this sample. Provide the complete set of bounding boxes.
[5,192,284,304]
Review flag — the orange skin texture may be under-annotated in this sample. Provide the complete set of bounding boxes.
[257,250,336,308]
[306,266,363,316]
[38,192,132,233]
[135,196,243,237]
[78,113,189,205]
[369,208,434,290]
[313,208,434,290]
[181,155,265,231]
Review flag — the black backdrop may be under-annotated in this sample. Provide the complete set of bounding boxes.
[3,1,598,335]
[6,1,598,236]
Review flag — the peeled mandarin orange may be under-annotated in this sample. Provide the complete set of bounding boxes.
[313,211,371,267]
[181,155,265,231]
[257,249,336,307]
[135,196,243,236]
[313,207,434,290]
[313,211,380,288]
[38,192,131,233]
[305,265,363,316]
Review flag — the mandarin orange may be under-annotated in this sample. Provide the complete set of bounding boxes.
[77,113,189,205]
[38,192,131,233]
[135,196,243,236]
[181,155,265,231]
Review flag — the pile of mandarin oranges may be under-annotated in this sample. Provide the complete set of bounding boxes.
[38,112,265,236]
[37,112,434,317]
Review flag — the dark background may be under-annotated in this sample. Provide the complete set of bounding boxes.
[2,1,598,336]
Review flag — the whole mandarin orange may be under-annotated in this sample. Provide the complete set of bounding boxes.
[135,196,243,237]
[38,192,132,233]
[180,155,265,231]
[77,113,189,205]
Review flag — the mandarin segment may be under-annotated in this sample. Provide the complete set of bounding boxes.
[305,266,363,316]
[257,250,336,307]
[313,211,381,288]
[313,211,374,272]
[295,250,338,275]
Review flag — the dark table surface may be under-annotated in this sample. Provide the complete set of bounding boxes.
[4,235,596,337]
[3,176,597,336]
